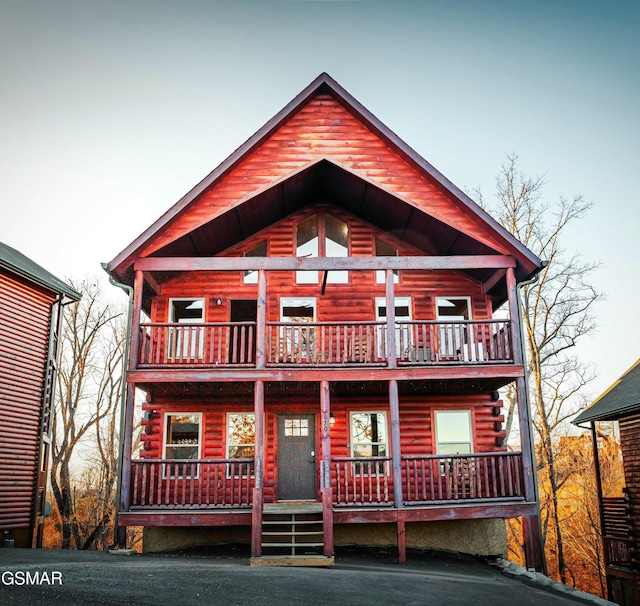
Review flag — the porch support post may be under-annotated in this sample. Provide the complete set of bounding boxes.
[255,270,266,369]
[507,267,545,573]
[320,380,334,557]
[251,380,265,558]
[397,520,406,565]
[385,269,397,368]
[389,379,403,509]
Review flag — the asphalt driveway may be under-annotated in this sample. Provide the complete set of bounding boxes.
[0,547,609,606]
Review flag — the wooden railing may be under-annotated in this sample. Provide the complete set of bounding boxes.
[136,319,513,368]
[332,456,392,506]
[129,459,254,509]
[138,322,256,366]
[402,452,525,504]
[602,496,633,570]
[396,319,512,365]
[266,321,386,365]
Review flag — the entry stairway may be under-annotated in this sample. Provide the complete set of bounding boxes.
[251,502,334,567]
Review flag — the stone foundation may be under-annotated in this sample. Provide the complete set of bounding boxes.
[143,518,506,558]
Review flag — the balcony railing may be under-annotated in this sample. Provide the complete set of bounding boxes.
[136,319,513,368]
[129,458,254,509]
[126,453,524,511]
[402,452,525,504]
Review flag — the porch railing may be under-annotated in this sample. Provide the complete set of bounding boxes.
[396,319,512,365]
[129,459,254,509]
[402,452,525,503]
[138,322,256,366]
[136,319,513,368]
[332,456,393,506]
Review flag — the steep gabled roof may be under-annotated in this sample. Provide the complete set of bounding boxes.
[107,73,541,288]
[573,360,640,424]
[0,241,81,300]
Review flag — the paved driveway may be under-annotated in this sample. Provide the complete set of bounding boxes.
[0,548,605,606]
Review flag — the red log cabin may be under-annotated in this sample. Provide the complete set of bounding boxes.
[106,73,544,568]
[0,242,80,548]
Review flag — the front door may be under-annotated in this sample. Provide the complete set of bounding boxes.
[277,414,316,500]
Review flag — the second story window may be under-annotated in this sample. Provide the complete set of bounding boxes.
[168,298,205,360]
[296,213,349,284]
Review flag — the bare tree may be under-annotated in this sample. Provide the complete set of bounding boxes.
[479,154,602,584]
[50,279,124,549]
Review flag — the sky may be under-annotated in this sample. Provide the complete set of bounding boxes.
[1,0,639,403]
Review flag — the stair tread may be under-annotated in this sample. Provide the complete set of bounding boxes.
[263,531,323,536]
[262,542,324,548]
[263,519,322,525]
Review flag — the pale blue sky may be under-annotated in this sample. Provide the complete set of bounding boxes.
[1,0,638,400]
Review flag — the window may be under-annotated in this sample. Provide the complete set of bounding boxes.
[296,212,349,284]
[434,410,472,455]
[164,413,201,476]
[436,297,484,361]
[227,413,256,458]
[244,240,267,284]
[350,412,388,473]
[279,298,316,360]
[168,298,205,359]
[375,238,399,284]
[284,418,309,437]
[227,413,255,475]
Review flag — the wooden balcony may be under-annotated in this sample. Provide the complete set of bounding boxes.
[332,452,525,507]
[129,458,254,509]
[136,319,513,369]
[126,453,524,512]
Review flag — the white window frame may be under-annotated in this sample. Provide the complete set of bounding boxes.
[163,412,202,477]
[435,296,484,361]
[226,413,256,477]
[279,297,316,361]
[349,411,390,474]
[434,410,473,455]
[168,298,205,360]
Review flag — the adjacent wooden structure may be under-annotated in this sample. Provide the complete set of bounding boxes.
[0,242,80,547]
[107,73,544,568]
[574,359,640,605]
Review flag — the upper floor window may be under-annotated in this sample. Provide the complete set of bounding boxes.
[244,240,267,284]
[168,299,204,360]
[375,238,399,284]
[434,410,472,455]
[296,213,349,284]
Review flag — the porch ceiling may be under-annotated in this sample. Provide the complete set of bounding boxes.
[150,160,507,300]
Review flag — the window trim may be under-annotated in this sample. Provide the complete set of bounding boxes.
[167,298,206,360]
[433,409,473,455]
[163,412,203,477]
[349,410,390,474]
[226,412,256,478]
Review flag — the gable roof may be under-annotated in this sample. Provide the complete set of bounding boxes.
[107,73,542,291]
[0,241,81,300]
[573,359,640,424]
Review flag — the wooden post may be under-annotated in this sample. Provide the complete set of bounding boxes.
[385,269,397,368]
[251,380,265,558]
[320,380,334,557]
[389,379,403,510]
[397,520,406,565]
[507,267,545,573]
[255,270,266,369]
